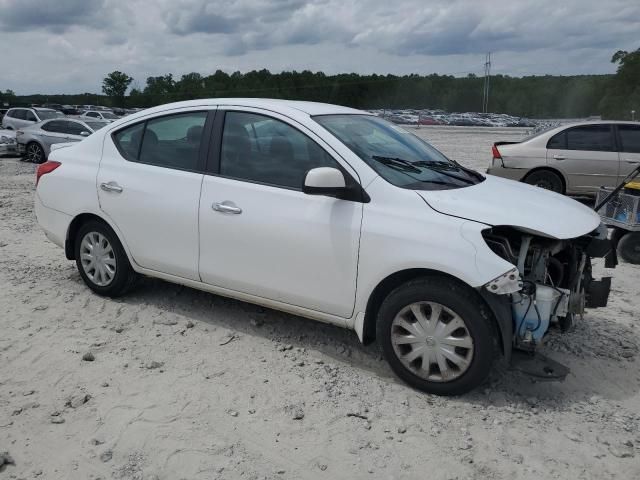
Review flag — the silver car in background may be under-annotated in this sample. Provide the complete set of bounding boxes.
[487,121,640,195]
[81,110,119,122]
[1,107,63,130]
[17,118,108,163]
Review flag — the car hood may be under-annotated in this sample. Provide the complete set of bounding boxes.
[416,174,601,239]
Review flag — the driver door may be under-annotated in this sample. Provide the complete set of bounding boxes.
[198,109,363,318]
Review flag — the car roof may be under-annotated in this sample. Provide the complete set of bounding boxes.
[128,98,365,118]
[555,120,640,128]
[523,120,640,143]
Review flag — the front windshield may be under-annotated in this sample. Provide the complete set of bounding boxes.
[37,110,60,120]
[101,112,118,119]
[313,114,483,190]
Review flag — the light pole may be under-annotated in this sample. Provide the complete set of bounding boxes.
[632,110,636,122]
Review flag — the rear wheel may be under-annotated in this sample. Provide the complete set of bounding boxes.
[26,142,45,164]
[524,170,564,194]
[376,276,496,395]
[75,221,138,297]
[617,232,640,265]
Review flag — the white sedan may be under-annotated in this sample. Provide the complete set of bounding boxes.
[34,99,613,395]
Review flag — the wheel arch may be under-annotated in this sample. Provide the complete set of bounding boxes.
[65,213,135,267]
[360,268,510,359]
[522,166,567,194]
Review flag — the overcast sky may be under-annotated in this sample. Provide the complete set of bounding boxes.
[0,0,638,95]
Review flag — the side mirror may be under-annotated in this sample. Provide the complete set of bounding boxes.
[80,131,90,137]
[303,167,346,197]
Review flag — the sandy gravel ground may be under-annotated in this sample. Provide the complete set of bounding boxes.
[1,126,639,479]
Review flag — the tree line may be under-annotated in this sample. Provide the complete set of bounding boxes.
[2,48,638,120]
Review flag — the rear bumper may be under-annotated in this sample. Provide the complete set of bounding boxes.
[34,193,72,249]
[486,166,527,182]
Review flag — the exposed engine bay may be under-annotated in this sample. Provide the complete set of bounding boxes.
[482,224,613,352]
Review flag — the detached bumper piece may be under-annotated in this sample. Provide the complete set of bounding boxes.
[510,350,570,381]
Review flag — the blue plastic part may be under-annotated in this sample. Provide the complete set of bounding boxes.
[513,297,550,343]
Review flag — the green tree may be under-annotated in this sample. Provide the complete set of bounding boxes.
[102,71,133,107]
[600,48,640,119]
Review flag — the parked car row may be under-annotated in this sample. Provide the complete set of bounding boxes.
[16,118,110,163]
[369,109,537,127]
[0,105,140,163]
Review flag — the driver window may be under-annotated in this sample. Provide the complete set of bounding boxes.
[219,111,336,189]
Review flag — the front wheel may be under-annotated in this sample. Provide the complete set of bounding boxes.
[377,276,496,395]
[617,232,640,265]
[75,221,138,297]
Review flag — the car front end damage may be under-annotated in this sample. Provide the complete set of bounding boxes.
[479,223,614,377]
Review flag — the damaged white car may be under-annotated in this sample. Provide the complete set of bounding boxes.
[34,99,614,395]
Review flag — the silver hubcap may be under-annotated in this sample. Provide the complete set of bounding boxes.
[391,302,474,382]
[80,232,116,287]
[27,144,42,163]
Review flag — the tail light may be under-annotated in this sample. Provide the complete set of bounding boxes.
[492,144,502,159]
[36,161,61,186]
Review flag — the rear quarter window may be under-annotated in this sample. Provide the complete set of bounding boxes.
[113,122,145,161]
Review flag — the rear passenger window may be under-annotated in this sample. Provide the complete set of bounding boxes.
[547,131,566,149]
[565,125,613,152]
[42,120,64,133]
[113,123,144,161]
[618,125,640,154]
[113,112,207,171]
[13,110,26,120]
[140,112,207,171]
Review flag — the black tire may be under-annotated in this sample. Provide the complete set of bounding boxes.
[25,142,45,164]
[524,169,564,194]
[617,232,640,265]
[376,276,497,396]
[74,220,138,297]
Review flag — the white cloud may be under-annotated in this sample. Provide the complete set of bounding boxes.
[0,0,637,94]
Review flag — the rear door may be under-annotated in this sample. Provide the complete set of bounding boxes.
[40,120,76,149]
[546,124,619,194]
[12,109,30,129]
[97,109,213,280]
[616,124,640,181]
[23,110,38,128]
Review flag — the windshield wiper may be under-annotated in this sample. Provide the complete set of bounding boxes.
[372,156,475,185]
[371,156,421,173]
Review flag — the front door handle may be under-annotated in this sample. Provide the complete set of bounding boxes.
[553,155,566,160]
[212,201,242,214]
[100,181,123,193]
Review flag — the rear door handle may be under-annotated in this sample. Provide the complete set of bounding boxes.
[100,181,123,193]
[212,201,242,214]
[553,155,566,160]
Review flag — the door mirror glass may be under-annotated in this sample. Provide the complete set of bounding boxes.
[303,167,346,197]
[80,131,90,137]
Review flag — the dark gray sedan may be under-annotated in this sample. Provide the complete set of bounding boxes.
[17,118,109,163]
